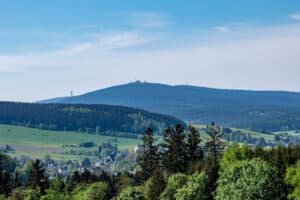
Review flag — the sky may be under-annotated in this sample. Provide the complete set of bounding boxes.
[1,0,300,101]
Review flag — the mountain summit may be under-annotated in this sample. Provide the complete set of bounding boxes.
[40,81,300,131]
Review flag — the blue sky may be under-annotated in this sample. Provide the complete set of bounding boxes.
[1,1,300,101]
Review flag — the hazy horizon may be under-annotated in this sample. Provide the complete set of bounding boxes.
[1,1,300,101]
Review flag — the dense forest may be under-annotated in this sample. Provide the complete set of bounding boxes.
[2,123,300,200]
[0,102,184,135]
[41,81,300,132]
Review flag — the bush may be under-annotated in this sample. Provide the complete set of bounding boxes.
[117,186,145,200]
[216,159,283,200]
[160,173,188,200]
[174,172,209,200]
[144,171,165,200]
[285,160,300,199]
[71,182,110,200]
[220,143,253,170]
[8,188,40,200]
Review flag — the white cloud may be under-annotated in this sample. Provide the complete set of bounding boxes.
[215,26,230,32]
[1,24,300,101]
[54,31,153,56]
[289,13,300,21]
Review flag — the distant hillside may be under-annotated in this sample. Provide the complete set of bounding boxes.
[40,81,300,132]
[0,102,184,135]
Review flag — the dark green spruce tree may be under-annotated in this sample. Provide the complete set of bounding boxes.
[12,171,22,189]
[67,170,81,192]
[204,122,225,200]
[0,170,12,196]
[144,169,166,200]
[28,159,49,194]
[0,154,15,196]
[187,125,204,162]
[162,124,187,174]
[137,128,159,180]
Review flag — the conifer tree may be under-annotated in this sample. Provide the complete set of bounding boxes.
[81,168,92,183]
[137,128,159,180]
[0,170,12,196]
[162,124,187,174]
[28,159,49,194]
[205,122,224,159]
[0,154,15,196]
[67,171,81,192]
[204,122,225,200]
[12,171,22,189]
[186,125,203,163]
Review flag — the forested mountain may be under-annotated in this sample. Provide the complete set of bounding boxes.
[0,102,184,134]
[40,81,300,132]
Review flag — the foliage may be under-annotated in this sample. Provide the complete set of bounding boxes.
[216,158,283,200]
[220,143,253,170]
[143,170,166,200]
[41,179,68,200]
[0,153,16,196]
[204,122,225,198]
[205,122,225,159]
[86,182,110,200]
[137,128,159,180]
[8,188,41,200]
[186,125,204,163]
[28,159,49,194]
[70,182,110,200]
[160,173,188,200]
[113,172,136,195]
[116,186,145,200]
[162,124,187,173]
[3,124,300,200]
[0,102,184,134]
[174,172,209,200]
[285,160,300,200]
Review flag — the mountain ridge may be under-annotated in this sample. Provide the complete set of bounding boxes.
[40,81,300,103]
[39,81,300,131]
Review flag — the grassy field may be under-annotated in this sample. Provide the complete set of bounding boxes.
[273,130,300,136]
[0,124,140,160]
[0,123,278,161]
[193,124,275,141]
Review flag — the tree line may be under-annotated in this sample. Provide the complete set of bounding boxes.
[2,123,300,199]
[0,102,184,135]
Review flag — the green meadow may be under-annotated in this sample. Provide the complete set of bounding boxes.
[0,123,276,161]
[193,124,275,142]
[0,124,140,160]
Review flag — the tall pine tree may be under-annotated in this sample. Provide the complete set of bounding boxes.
[0,154,14,196]
[187,125,203,162]
[137,128,159,180]
[162,124,187,174]
[204,122,225,200]
[28,159,49,194]
[67,170,81,192]
[12,171,22,189]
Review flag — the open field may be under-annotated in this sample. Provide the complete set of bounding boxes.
[0,124,140,160]
[0,123,280,161]
[193,124,275,142]
[273,130,300,136]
